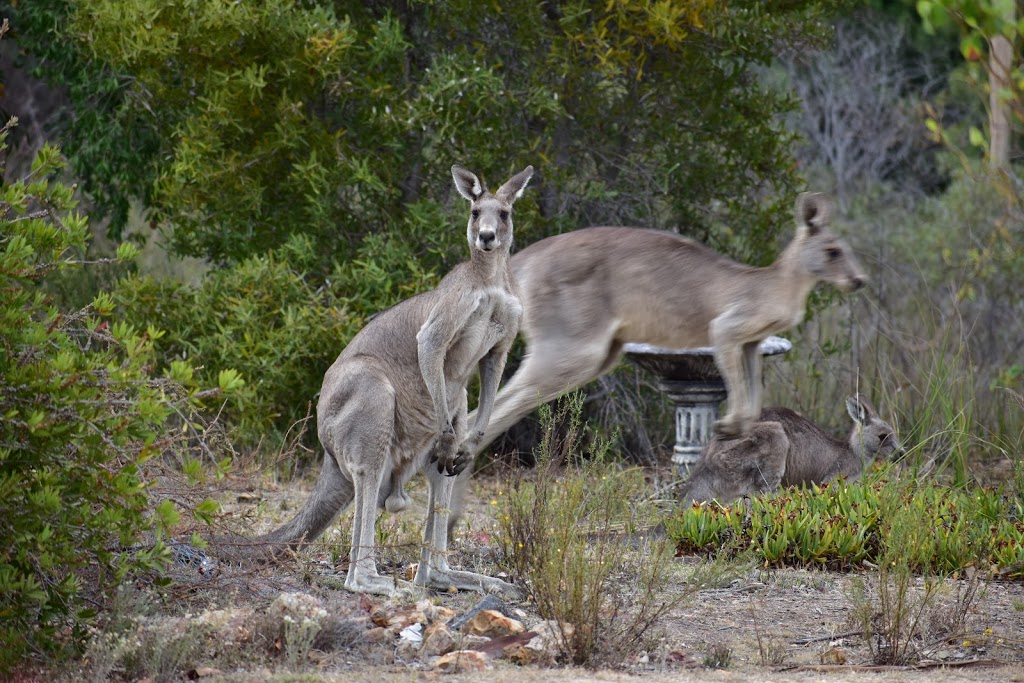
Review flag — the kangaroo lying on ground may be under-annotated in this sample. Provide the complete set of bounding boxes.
[442,194,865,498]
[680,395,903,507]
[256,164,533,597]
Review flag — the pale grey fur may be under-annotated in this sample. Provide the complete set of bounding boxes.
[441,193,866,501]
[680,395,903,507]
[256,164,533,597]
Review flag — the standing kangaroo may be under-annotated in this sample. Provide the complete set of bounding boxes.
[442,193,865,491]
[680,395,903,507]
[257,164,533,597]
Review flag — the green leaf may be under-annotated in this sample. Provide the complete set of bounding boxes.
[217,368,245,393]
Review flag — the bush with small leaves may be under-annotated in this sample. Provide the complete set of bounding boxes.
[0,122,231,669]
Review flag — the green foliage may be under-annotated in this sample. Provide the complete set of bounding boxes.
[496,393,678,666]
[19,0,848,274]
[113,234,353,450]
[12,0,858,458]
[8,1,162,236]
[0,124,228,668]
[667,476,1024,577]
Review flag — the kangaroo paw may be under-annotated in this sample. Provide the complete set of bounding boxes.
[429,430,458,472]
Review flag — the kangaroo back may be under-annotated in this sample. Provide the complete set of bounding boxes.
[682,395,901,507]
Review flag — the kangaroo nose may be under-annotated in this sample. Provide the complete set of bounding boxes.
[850,277,866,292]
[479,230,496,248]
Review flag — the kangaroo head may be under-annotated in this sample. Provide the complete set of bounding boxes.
[451,165,534,254]
[794,193,866,293]
[846,395,902,462]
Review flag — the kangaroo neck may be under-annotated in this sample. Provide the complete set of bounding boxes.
[769,238,818,303]
[468,248,509,282]
[845,428,868,476]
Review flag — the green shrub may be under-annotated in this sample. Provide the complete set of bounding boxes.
[496,393,678,666]
[667,475,1024,577]
[113,236,334,451]
[0,124,224,668]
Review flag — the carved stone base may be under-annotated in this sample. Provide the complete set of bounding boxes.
[660,381,728,472]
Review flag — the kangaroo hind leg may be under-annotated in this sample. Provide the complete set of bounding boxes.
[328,373,410,597]
[414,464,520,596]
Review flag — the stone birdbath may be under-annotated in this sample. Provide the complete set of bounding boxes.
[623,336,793,474]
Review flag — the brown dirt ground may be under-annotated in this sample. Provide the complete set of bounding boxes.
[51,466,1024,683]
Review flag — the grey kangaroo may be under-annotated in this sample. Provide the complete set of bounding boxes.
[441,193,865,494]
[680,395,903,507]
[257,164,533,597]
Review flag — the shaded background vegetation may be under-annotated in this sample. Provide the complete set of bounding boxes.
[1,0,1022,668]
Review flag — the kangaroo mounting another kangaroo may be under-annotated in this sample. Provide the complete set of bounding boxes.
[254,164,533,597]
[680,395,904,507]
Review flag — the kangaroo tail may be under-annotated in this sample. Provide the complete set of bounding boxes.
[256,449,354,553]
[209,450,353,564]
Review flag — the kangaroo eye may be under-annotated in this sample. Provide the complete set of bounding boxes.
[500,210,509,222]
[471,209,480,220]
[826,247,841,260]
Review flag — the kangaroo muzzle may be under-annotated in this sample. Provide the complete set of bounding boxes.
[477,229,497,251]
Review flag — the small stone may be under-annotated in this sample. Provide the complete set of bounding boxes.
[386,605,428,633]
[267,592,327,625]
[462,609,525,638]
[417,599,456,624]
[365,627,393,644]
[195,607,256,644]
[447,595,511,631]
[422,622,457,657]
[395,637,421,663]
[434,649,489,673]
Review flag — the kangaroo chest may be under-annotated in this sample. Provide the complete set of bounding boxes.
[447,287,522,378]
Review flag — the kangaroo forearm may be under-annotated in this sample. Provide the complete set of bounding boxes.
[470,351,509,435]
[418,354,450,429]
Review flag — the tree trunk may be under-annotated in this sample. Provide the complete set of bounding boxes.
[987,5,1016,170]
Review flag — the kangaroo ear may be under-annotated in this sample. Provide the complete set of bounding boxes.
[796,192,832,236]
[846,395,867,423]
[452,165,485,201]
[495,165,534,203]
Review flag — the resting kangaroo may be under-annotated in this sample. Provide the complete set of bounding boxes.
[442,193,865,493]
[680,395,903,507]
[257,164,533,597]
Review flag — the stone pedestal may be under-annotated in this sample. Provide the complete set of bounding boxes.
[623,337,792,474]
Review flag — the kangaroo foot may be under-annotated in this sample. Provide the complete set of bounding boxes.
[414,564,522,598]
[344,572,423,599]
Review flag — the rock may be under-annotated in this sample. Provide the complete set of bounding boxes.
[195,607,256,644]
[462,609,525,638]
[395,636,421,663]
[417,599,456,624]
[447,594,512,631]
[422,622,458,657]
[471,631,539,661]
[526,620,574,655]
[267,592,327,625]
[384,605,428,633]
[365,626,393,644]
[434,650,490,673]
[820,646,847,665]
